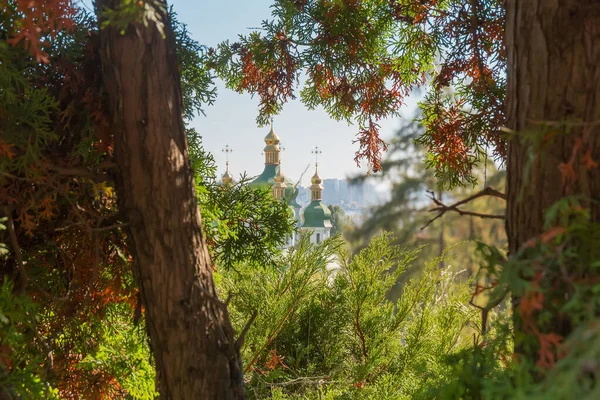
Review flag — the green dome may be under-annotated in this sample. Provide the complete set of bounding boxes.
[251,164,278,185]
[250,164,301,208]
[302,200,332,228]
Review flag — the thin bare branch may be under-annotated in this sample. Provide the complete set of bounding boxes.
[265,375,331,387]
[0,171,29,182]
[55,221,128,232]
[421,186,505,230]
[46,162,116,182]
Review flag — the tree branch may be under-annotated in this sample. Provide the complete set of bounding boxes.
[46,163,115,182]
[469,284,508,336]
[421,186,506,230]
[3,208,28,293]
[235,310,258,351]
[265,375,331,387]
[3,208,71,301]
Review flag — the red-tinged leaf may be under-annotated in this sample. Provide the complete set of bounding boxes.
[0,140,16,159]
[353,381,365,389]
[558,162,576,185]
[540,226,566,244]
[536,333,563,369]
[16,210,37,237]
[581,149,598,170]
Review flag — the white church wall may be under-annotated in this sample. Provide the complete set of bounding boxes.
[300,227,331,245]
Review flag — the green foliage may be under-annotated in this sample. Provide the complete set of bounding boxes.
[213,0,505,177]
[218,233,478,399]
[77,303,157,399]
[350,117,506,281]
[188,128,296,269]
[171,9,217,119]
[0,41,57,178]
[429,198,600,400]
[0,280,57,399]
[7,3,600,400]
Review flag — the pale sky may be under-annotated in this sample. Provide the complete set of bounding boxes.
[170,0,415,185]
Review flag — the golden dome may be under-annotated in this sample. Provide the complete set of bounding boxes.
[311,166,322,185]
[222,163,233,185]
[264,126,280,146]
[264,144,279,152]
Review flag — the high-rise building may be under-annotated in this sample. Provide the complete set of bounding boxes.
[323,179,340,204]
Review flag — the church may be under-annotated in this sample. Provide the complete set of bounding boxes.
[221,125,332,246]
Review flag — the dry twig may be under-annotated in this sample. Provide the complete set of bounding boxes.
[421,186,506,230]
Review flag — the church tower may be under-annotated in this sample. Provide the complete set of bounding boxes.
[272,166,287,199]
[250,122,301,221]
[263,123,281,165]
[301,149,332,244]
[221,144,234,185]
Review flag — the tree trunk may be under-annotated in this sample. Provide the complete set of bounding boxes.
[505,0,600,354]
[95,1,245,398]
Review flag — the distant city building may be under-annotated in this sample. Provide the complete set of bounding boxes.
[298,178,380,212]
[323,179,340,204]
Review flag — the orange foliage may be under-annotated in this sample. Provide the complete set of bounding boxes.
[237,33,298,119]
[265,349,287,371]
[1,4,135,396]
[517,271,563,369]
[0,140,16,159]
[3,0,76,63]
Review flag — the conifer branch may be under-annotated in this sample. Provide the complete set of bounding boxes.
[245,287,307,373]
[355,306,368,359]
[421,186,505,230]
[3,207,70,301]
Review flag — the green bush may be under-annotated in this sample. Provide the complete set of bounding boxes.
[218,233,479,399]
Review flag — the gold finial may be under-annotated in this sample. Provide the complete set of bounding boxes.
[221,145,234,185]
[311,146,322,167]
[222,144,233,162]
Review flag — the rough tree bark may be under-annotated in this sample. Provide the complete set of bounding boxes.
[505,0,600,348]
[95,1,245,398]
